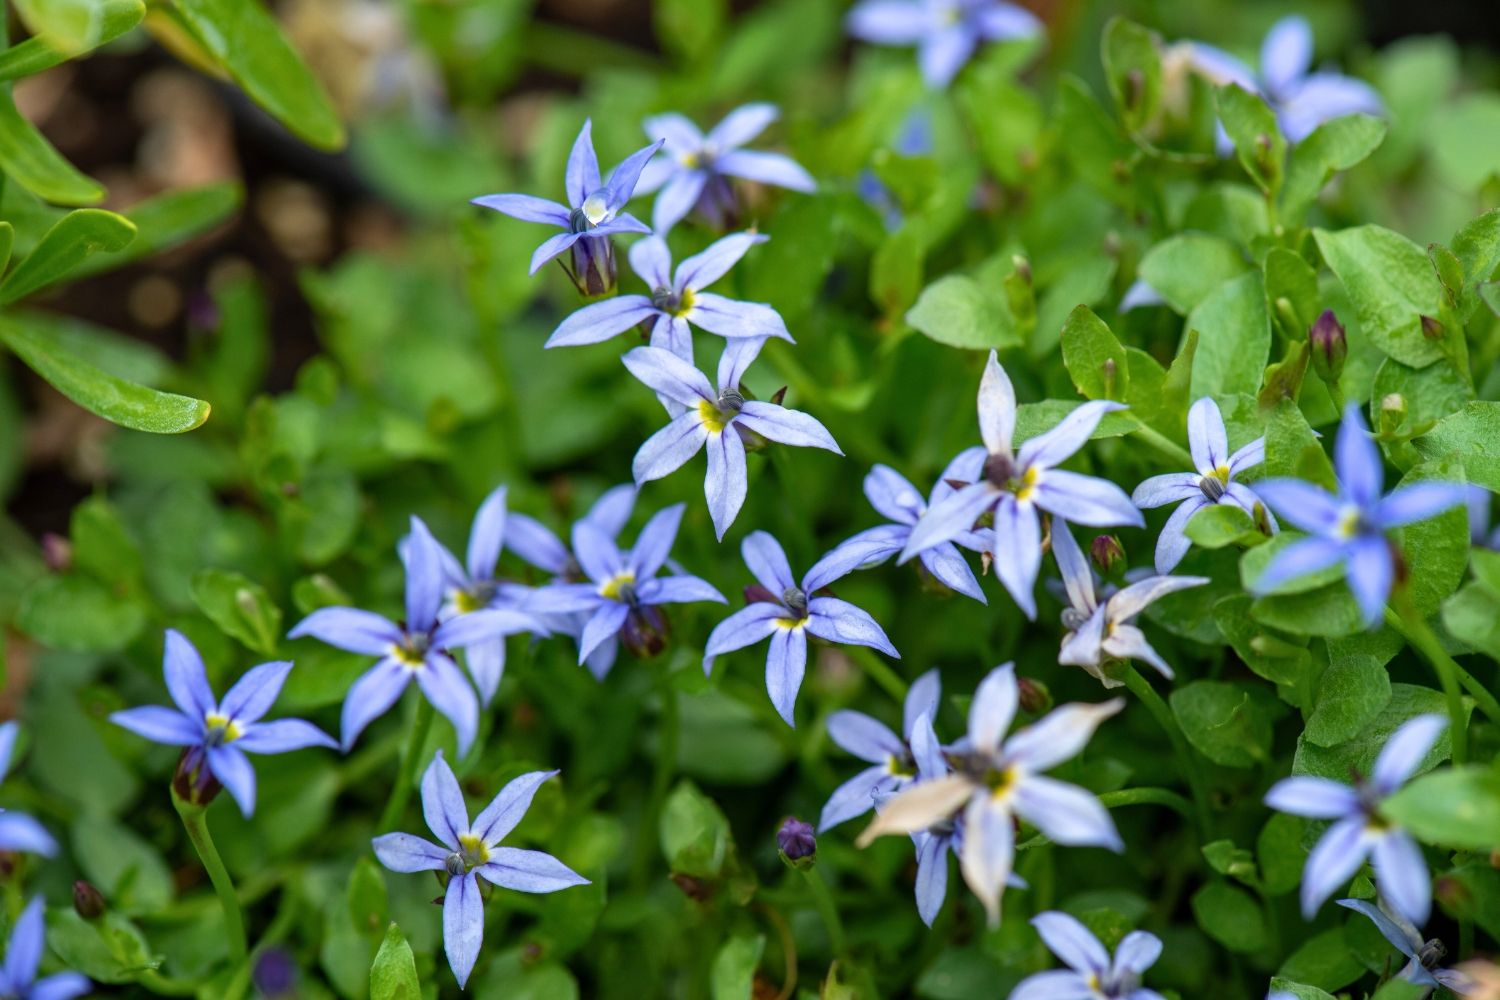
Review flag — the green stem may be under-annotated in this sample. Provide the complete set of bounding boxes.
[801,865,846,956]
[1385,604,1468,765]
[1383,605,1500,723]
[1130,424,1194,469]
[378,697,435,833]
[1121,666,1213,841]
[845,646,908,704]
[135,970,200,996]
[635,672,680,885]
[172,789,248,969]
[1096,786,1196,822]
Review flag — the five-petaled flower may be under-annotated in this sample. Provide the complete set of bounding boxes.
[635,104,815,233]
[703,531,900,726]
[548,233,791,365]
[1131,397,1274,573]
[1337,893,1472,994]
[525,503,726,666]
[822,461,989,604]
[1264,713,1447,924]
[1009,911,1166,1000]
[0,724,57,857]
[846,0,1043,89]
[1052,518,1207,687]
[289,518,544,755]
[626,341,841,539]
[372,751,588,990]
[900,351,1142,619]
[820,669,940,831]
[1251,403,1466,628]
[856,663,1122,926]
[0,897,89,1000]
[470,120,661,295]
[111,630,336,817]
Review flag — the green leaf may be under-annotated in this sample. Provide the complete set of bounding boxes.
[905,274,1019,350]
[1,209,136,304]
[1281,114,1387,223]
[1427,93,1500,191]
[369,923,420,1000]
[1277,926,1366,992]
[660,781,731,879]
[1213,593,1310,687]
[1170,681,1275,768]
[1013,400,1139,444]
[1304,645,1392,748]
[0,89,103,204]
[1264,399,1336,490]
[710,933,764,1000]
[1215,83,1286,195]
[45,910,156,984]
[1293,683,1462,781]
[1263,247,1321,338]
[190,569,282,656]
[1444,579,1500,660]
[71,814,174,914]
[13,0,118,56]
[71,496,142,586]
[1267,979,1337,1000]
[1059,305,1128,401]
[1393,459,1470,617]
[1313,226,1447,369]
[1415,401,1500,490]
[347,857,389,938]
[1187,271,1271,399]
[1369,357,1473,441]
[1184,504,1260,550]
[1100,17,1161,135]
[0,0,143,79]
[1190,880,1267,952]
[171,0,345,151]
[15,574,144,652]
[0,315,211,433]
[69,183,243,281]
[654,0,725,63]
[1451,207,1500,321]
[1137,233,1248,314]
[1382,766,1500,850]
[1369,982,1425,1000]
[1258,813,1308,896]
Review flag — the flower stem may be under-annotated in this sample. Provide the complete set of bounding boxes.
[1121,666,1213,841]
[1096,786,1196,822]
[1130,424,1194,469]
[634,672,680,885]
[378,696,435,833]
[846,646,908,704]
[172,788,248,969]
[1385,603,1470,766]
[801,865,846,956]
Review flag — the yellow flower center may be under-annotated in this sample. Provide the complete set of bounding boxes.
[699,398,731,433]
[986,765,1020,802]
[458,833,491,866]
[772,615,809,631]
[599,570,637,601]
[1013,465,1041,502]
[204,712,242,745]
[1335,505,1363,540]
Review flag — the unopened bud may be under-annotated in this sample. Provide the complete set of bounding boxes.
[40,534,71,572]
[565,234,618,298]
[619,604,669,659]
[1011,255,1032,285]
[1017,676,1052,715]
[1421,315,1445,340]
[1101,358,1118,399]
[777,817,817,867]
[1090,535,1126,576]
[72,881,105,920]
[1123,69,1145,110]
[1308,310,1347,383]
[172,747,222,809]
[769,386,787,407]
[253,947,297,998]
[1380,393,1408,435]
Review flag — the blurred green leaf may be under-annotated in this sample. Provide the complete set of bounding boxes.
[1281,114,1386,224]
[1101,17,1162,137]
[0,0,144,79]
[1215,83,1285,196]
[190,569,282,656]
[1138,233,1247,314]
[906,274,1018,351]
[1,209,136,304]
[1383,766,1500,850]
[1314,226,1446,369]
[69,184,242,281]
[370,923,420,1000]
[1190,880,1267,952]
[0,87,103,205]
[1170,680,1275,768]
[1060,305,1128,401]
[710,933,764,1000]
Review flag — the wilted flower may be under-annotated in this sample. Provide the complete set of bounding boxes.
[704,531,900,726]
[547,233,791,364]
[372,752,588,989]
[846,0,1043,89]
[857,664,1123,926]
[525,503,726,667]
[1010,911,1165,1000]
[1131,397,1273,573]
[901,351,1142,618]
[1053,518,1207,687]
[819,669,941,831]
[635,104,815,233]
[1252,404,1467,627]
[470,120,660,294]
[289,518,544,754]
[0,898,89,1000]
[1337,894,1471,993]
[0,724,57,857]
[111,630,336,816]
[1264,713,1447,923]
[626,342,841,539]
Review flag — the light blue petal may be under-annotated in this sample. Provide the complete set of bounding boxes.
[442,873,483,989]
[765,626,808,726]
[110,706,201,746]
[919,543,986,603]
[1031,910,1109,974]
[705,428,749,541]
[714,150,816,192]
[339,659,411,752]
[404,517,446,631]
[1013,775,1122,850]
[805,597,899,657]
[846,0,928,44]
[547,296,659,349]
[0,813,57,857]
[603,139,666,213]
[703,603,785,674]
[1260,15,1313,99]
[577,603,630,666]
[706,102,779,150]
[473,770,558,846]
[898,482,998,564]
[736,402,842,454]
[219,661,293,726]
[163,629,215,720]
[1018,400,1126,471]
[1113,929,1163,976]
[992,497,1042,619]
[1344,534,1393,628]
[480,847,589,892]
[635,575,725,606]
[828,710,902,763]
[621,346,715,408]
[967,664,1018,756]
[288,607,402,656]
[1300,815,1370,918]
[818,766,890,831]
[1334,402,1383,509]
[1033,470,1143,528]
[742,531,796,592]
[1376,483,1467,529]
[1263,775,1359,818]
[914,831,950,927]
[468,193,569,227]
[628,503,686,579]
[235,718,337,755]
[651,170,706,234]
[565,119,600,207]
[206,745,257,817]
[1371,713,1448,796]
[688,293,793,341]
[416,656,480,758]
[372,832,447,873]
[918,22,977,88]
[1252,535,1347,594]
[676,232,768,292]
[420,749,469,847]
[1371,831,1431,927]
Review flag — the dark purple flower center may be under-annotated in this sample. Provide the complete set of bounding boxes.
[782,586,808,618]
[982,451,1016,488]
[1061,607,1091,630]
[717,388,744,413]
[1199,475,1226,502]
[567,207,596,234]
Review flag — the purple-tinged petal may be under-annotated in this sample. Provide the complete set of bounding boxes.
[827,710,902,763]
[628,503,685,579]
[577,603,630,666]
[589,215,653,237]
[1132,473,1202,509]
[421,749,469,847]
[1108,575,1209,623]
[633,412,709,486]
[636,575,725,606]
[417,655,480,758]
[30,972,90,1000]
[1059,605,1108,672]
[1279,74,1384,142]
[586,637,619,681]
[716,335,766,392]
[909,709,945,779]
[1371,713,1448,796]
[522,584,602,615]
[642,113,704,157]
[898,482,998,563]
[736,402,842,453]
[110,706,200,746]
[219,661,293,726]
[372,832,447,873]
[1252,535,1347,593]
[339,659,411,752]
[742,530,796,593]
[1371,830,1431,927]
[461,638,506,707]
[1119,279,1166,312]
[1265,775,1360,818]
[504,514,569,575]
[676,232,768,292]
[974,2,1042,39]
[805,597,899,656]
[405,517,446,631]
[1153,495,1209,574]
[622,346,715,407]
[1227,436,1267,474]
[4,897,45,988]
[968,664,1019,755]
[978,350,1016,456]
[1010,971,1096,1000]
[919,544,986,603]
[1185,42,1259,90]
[919,22,978,88]
[163,629,215,721]
[0,723,15,779]
[0,813,57,857]
[565,120,601,207]
[572,520,624,585]
[443,873,483,989]
[480,847,589,892]
[866,465,924,524]
[603,139,666,213]
[714,150,816,192]
[234,718,337,754]
[1187,397,1230,471]
[820,765,889,832]
[960,795,1014,926]
[914,831,950,927]
[703,602,785,673]
[587,484,637,537]
[1032,910,1109,975]
[628,235,674,289]
[1051,518,1097,614]
[1033,470,1143,528]
[289,607,402,656]
[993,496,1042,619]
[1335,898,1420,959]
[206,745,256,817]
[1114,930,1164,976]
[766,626,809,726]
[688,293,793,341]
[547,296,659,350]
[1101,623,1174,679]
[1014,774,1122,850]
[1019,401,1126,471]
[469,193,570,227]
[473,770,557,845]
[1300,815,1371,918]
[1345,535,1394,628]
[846,0,928,43]
[1375,483,1466,529]
[707,103,779,150]
[1334,403,1383,509]
[1261,15,1313,98]
[528,231,583,274]
[705,429,749,540]
[802,533,895,592]
[652,170,708,234]
[936,445,988,499]
[1006,699,1124,773]
[903,669,941,739]
[466,486,508,582]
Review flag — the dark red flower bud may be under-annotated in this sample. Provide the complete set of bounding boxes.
[1089,534,1126,576]
[72,881,105,920]
[1309,310,1347,383]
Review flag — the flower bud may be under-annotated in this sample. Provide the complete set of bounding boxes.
[1421,314,1445,340]
[1089,534,1126,576]
[1308,310,1347,383]
[566,235,617,297]
[1380,393,1408,436]
[172,747,223,809]
[1017,676,1052,715]
[619,604,670,659]
[72,881,105,920]
[253,947,298,998]
[777,816,817,869]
